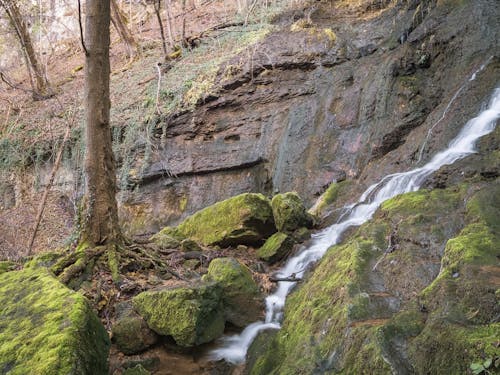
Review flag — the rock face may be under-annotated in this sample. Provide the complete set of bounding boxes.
[257,232,295,264]
[132,282,225,347]
[203,257,263,327]
[271,192,314,233]
[248,183,500,374]
[153,193,276,247]
[118,0,499,236]
[0,268,110,374]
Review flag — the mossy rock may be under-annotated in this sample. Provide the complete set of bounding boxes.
[133,282,225,347]
[203,257,263,327]
[123,364,150,375]
[180,239,202,252]
[309,180,352,217]
[0,261,17,274]
[0,268,110,374]
[24,251,64,269]
[257,232,295,264]
[156,193,276,247]
[149,228,183,248]
[112,302,158,355]
[271,192,314,233]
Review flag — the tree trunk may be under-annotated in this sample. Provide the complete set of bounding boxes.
[0,0,52,100]
[110,0,139,58]
[82,0,122,246]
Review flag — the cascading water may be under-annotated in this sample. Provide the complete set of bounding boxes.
[416,56,493,163]
[210,87,500,364]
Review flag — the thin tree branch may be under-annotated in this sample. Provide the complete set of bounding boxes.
[77,0,88,56]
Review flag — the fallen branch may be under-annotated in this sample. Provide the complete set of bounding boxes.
[270,275,302,283]
[27,124,72,256]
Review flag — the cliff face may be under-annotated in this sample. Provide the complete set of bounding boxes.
[120,0,499,238]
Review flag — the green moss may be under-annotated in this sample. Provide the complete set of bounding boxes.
[309,180,352,216]
[132,282,224,347]
[123,365,150,375]
[24,251,64,269]
[0,261,17,274]
[271,192,314,233]
[0,268,110,374]
[203,257,263,326]
[257,232,295,263]
[157,193,275,247]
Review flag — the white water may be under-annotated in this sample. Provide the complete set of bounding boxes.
[210,87,500,364]
[416,56,493,163]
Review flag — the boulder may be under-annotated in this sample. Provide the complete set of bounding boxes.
[149,228,182,248]
[257,232,295,264]
[133,282,224,347]
[112,302,158,355]
[0,268,110,374]
[271,192,314,233]
[155,193,276,247]
[203,257,263,326]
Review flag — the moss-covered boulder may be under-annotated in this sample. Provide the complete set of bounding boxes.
[0,267,110,374]
[154,193,276,247]
[203,257,263,327]
[271,192,314,233]
[257,232,295,263]
[132,282,225,347]
[112,302,158,355]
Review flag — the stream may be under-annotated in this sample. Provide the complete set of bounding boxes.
[210,86,500,364]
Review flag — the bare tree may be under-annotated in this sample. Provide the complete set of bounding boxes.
[110,0,140,58]
[0,0,52,99]
[81,0,122,253]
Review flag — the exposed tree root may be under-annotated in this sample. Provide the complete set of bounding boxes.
[51,241,186,291]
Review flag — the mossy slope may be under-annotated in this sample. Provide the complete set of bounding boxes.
[249,182,500,374]
[0,267,110,374]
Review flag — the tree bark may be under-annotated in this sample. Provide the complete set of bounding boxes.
[0,0,52,100]
[153,0,168,58]
[82,0,122,246]
[110,0,139,58]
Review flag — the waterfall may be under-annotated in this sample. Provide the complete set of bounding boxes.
[210,87,500,364]
[416,56,493,163]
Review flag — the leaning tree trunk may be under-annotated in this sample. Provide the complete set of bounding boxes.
[110,0,139,58]
[82,0,122,247]
[0,0,52,99]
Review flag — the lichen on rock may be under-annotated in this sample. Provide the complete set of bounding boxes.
[132,282,225,347]
[0,267,110,374]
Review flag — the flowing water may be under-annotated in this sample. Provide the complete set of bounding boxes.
[210,87,500,364]
[416,56,493,163]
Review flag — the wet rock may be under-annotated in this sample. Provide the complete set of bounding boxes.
[271,192,314,233]
[155,193,276,247]
[133,282,224,347]
[257,232,295,264]
[0,268,110,374]
[203,257,264,327]
[112,302,158,355]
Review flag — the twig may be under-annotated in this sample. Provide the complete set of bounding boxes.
[155,62,162,115]
[77,0,88,56]
[27,124,71,256]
